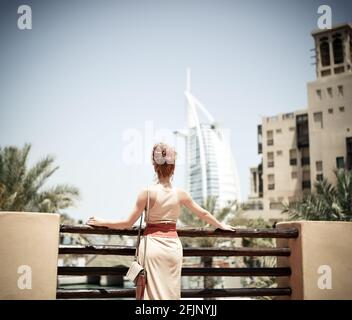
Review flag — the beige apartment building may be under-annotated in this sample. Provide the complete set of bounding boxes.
[248,23,352,216]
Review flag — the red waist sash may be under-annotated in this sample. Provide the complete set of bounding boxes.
[143,222,178,238]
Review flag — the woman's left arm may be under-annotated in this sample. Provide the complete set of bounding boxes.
[86,189,148,229]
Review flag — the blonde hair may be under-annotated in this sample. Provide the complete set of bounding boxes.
[151,143,177,181]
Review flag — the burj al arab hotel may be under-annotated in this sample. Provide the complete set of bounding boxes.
[181,68,241,208]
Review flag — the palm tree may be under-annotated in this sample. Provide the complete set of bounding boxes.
[179,196,238,299]
[0,143,80,213]
[282,169,352,221]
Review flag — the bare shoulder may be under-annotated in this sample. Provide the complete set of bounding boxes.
[175,187,187,197]
[140,184,156,193]
[137,187,149,200]
[138,185,158,202]
[175,187,191,204]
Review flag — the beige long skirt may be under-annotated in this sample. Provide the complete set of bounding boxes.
[137,235,183,300]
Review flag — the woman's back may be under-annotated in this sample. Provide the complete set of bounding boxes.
[146,183,181,223]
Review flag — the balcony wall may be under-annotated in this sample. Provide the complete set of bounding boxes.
[277,221,352,300]
[0,212,60,299]
[1,213,351,300]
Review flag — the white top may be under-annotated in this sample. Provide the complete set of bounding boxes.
[145,184,181,223]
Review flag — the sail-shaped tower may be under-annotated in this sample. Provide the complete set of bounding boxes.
[183,68,241,208]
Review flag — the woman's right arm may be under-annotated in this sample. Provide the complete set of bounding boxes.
[86,188,148,229]
[178,189,236,231]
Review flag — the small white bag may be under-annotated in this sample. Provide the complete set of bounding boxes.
[125,260,144,285]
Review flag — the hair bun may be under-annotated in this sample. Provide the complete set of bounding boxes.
[151,143,177,180]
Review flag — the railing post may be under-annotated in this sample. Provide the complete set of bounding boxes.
[276,222,303,300]
[277,221,352,300]
[0,212,60,300]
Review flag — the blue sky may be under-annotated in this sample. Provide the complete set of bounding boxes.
[0,0,351,221]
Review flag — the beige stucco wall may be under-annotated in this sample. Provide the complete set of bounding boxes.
[307,73,352,189]
[277,221,352,300]
[0,212,60,300]
[259,108,310,214]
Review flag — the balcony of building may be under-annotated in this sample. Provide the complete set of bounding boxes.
[1,212,352,300]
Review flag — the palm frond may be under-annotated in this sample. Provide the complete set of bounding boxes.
[282,168,352,221]
[0,143,80,214]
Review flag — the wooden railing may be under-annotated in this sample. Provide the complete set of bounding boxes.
[57,225,298,299]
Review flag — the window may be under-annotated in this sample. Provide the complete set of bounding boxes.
[301,147,310,166]
[338,85,344,96]
[289,127,295,131]
[258,124,262,154]
[333,35,344,64]
[282,113,294,120]
[276,128,282,134]
[301,157,310,166]
[302,170,311,190]
[321,69,331,77]
[252,171,257,194]
[328,108,333,114]
[268,174,275,190]
[267,130,274,146]
[347,137,352,170]
[313,112,323,129]
[302,181,311,189]
[267,116,279,123]
[267,152,274,168]
[316,89,322,99]
[336,157,345,169]
[334,66,345,74]
[320,41,330,66]
[276,150,283,156]
[291,172,298,179]
[290,149,297,166]
[296,113,309,148]
[339,106,345,112]
[316,174,324,182]
[316,161,323,171]
[327,87,333,98]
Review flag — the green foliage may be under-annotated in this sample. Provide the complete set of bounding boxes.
[0,143,80,213]
[282,169,352,221]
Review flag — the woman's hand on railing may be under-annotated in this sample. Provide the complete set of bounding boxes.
[86,217,130,230]
[217,222,236,232]
[86,216,106,227]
